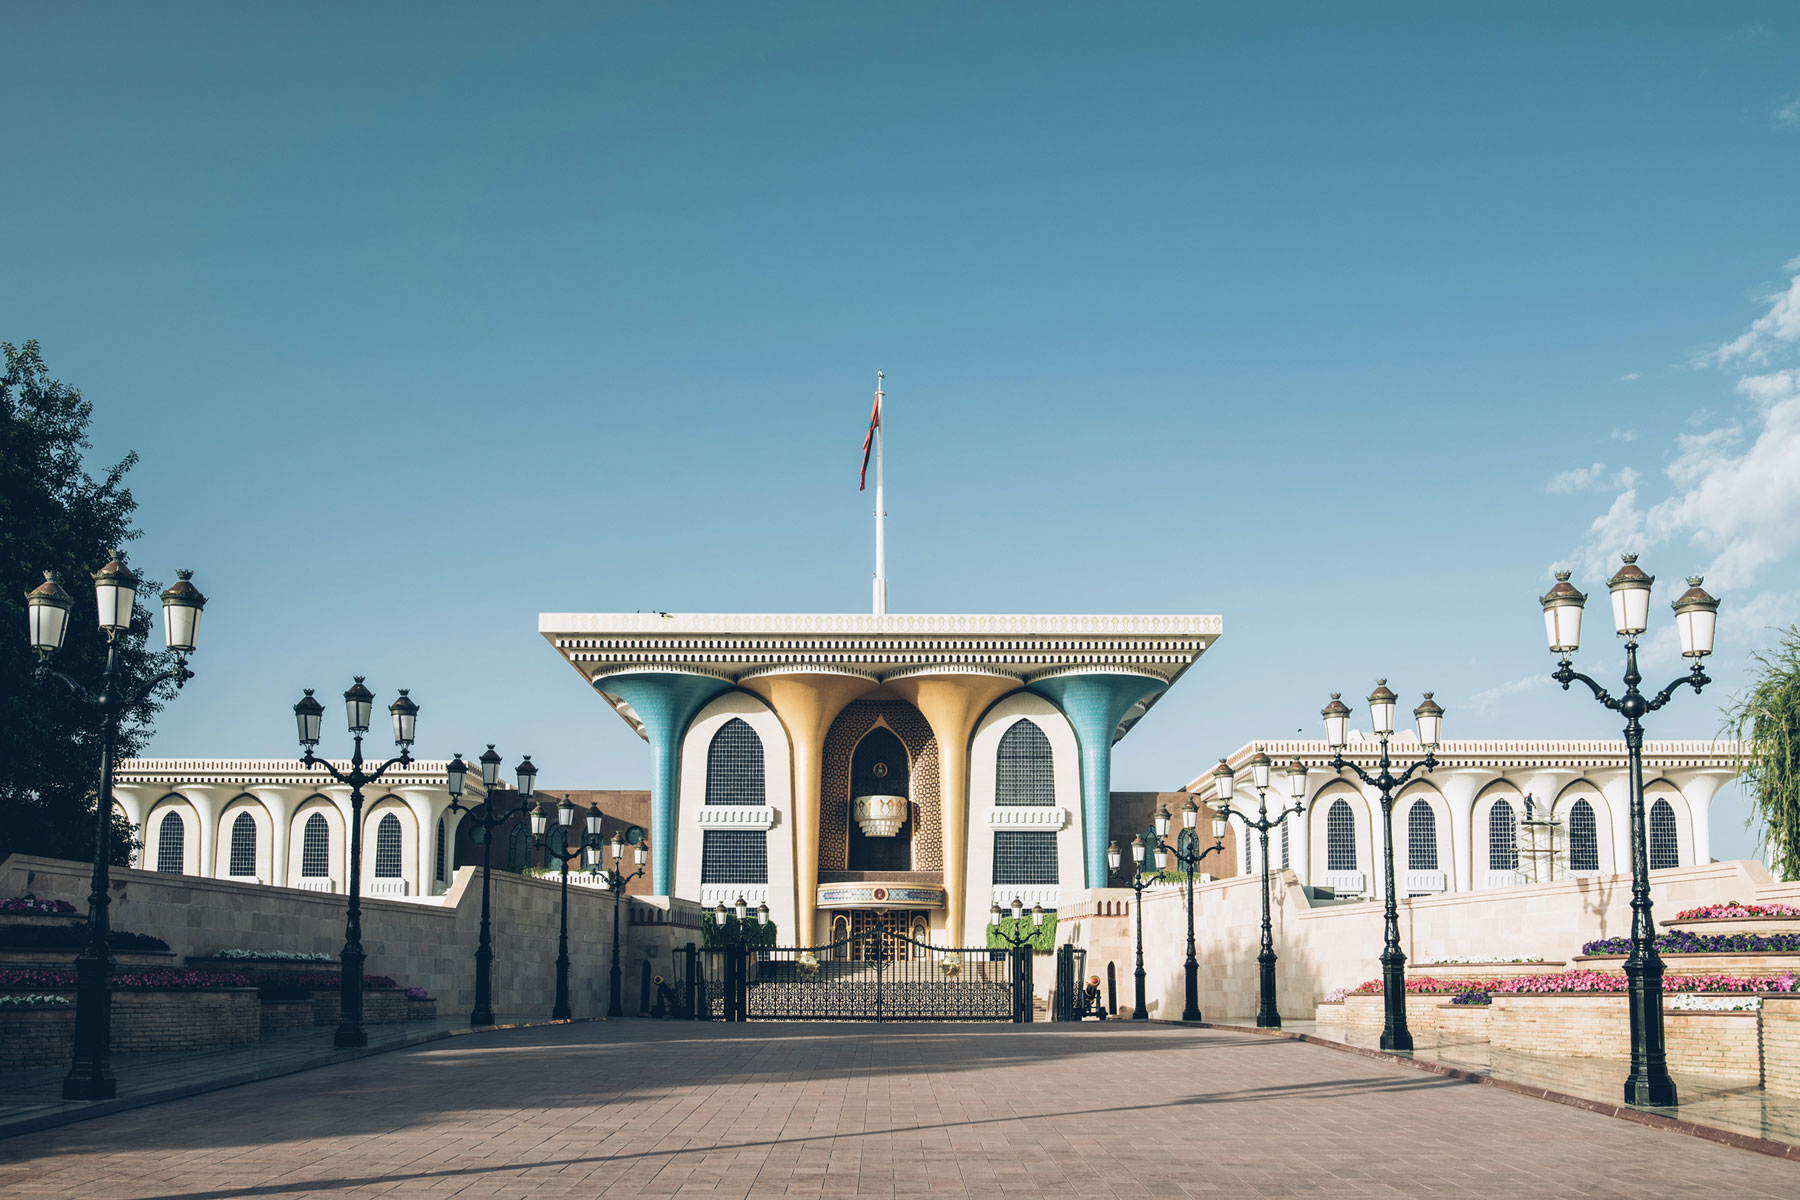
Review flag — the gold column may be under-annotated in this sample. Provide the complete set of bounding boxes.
[740,672,876,943]
[886,673,1019,942]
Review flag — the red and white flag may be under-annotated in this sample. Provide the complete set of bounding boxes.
[858,379,883,491]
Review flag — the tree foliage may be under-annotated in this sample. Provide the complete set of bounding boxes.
[0,340,174,866]
[1725,624,1800,883]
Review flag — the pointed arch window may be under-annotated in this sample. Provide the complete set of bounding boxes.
[1280,818,1289,870]
[228,811,257,877]
[508,823,532,871]
[1488,800,1518,872]
[156,811,184,874]
[375,813,404,878]
[1407,800,1439,871]
[1569,799,1599,872]
[435,817,447,882]
[300,812,330,878]
[706,718,765,805]
[1326,799,1356,872]
[1649,798,1679,869]
[996,721,1054,806]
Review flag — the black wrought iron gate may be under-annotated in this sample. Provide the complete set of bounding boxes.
[701,927,1025,1021]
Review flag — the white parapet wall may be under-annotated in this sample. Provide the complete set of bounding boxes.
[1059,859,1800,1022]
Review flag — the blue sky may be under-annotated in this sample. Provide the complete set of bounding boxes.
[6,5,1799,861]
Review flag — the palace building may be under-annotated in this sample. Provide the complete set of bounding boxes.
[538,611,1222,943]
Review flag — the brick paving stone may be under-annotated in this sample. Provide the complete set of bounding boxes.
[0,1022,1795,1198]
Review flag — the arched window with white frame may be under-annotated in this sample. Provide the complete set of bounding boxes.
[1569,799,1599,872]
[995,721,1053,806]
[1326,799,1356,872]
[156,811,184,874]
[228,811,257,878]
[300,812,330,878]
[1407,800,1438,872]
[435,817,447,883]
[1488,800,1518,872]
[374,813,404,878]
[702,718,770,886]
[1649,798,1679,869]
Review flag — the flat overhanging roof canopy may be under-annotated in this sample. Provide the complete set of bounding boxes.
[540,611,1221,742]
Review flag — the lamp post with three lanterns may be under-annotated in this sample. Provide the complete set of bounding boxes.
[591,826,648,1018]
[989,898,1047,1023]
[1151,798,1226,1022]
[1321,682,1443,1052]
[292,678,420,1049]
[1540,555,1719,1108]
[1213,750,1310,1028]
[530,796,604,1021]
[711,895,771,1022]
[1106,834,1169,1021]
[445,747,537,1027]
[27,556,208,1100]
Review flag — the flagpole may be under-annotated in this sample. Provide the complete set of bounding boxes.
[873,370,887,615]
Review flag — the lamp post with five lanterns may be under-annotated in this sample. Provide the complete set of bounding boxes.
[27,555,207,1100]
[445,747,537,1027]
[1321,682,1443,1052]
[292,678,419,1048]
[711,895,771,1022]
[1213,750,1310,1028]
[1540,555,1719,1108]
[530,796,604,1021]
[989,897,1047,1023]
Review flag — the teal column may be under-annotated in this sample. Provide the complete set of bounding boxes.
[591,673,732,896]
[1030,673,1170,888]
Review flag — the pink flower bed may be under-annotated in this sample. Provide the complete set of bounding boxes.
[1349,975,1487,996]
[1492,968,1800,995]
[1673,901,1800,921]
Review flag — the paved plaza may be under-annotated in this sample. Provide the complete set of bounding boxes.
[2,1022,1797,1199]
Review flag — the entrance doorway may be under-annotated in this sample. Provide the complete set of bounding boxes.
[828,909,931,958]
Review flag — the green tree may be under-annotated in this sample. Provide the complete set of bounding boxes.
[1725,623,1800,882]
[0,340,175,866]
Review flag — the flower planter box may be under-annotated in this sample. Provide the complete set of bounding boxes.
[309,987,409,1026]
[0,1005,75,1069]
[1663,916,1800,936]
[1764,997,1800,1099]
[1433,1002,1491,1043]
[0,948,178,970]
[259,998,316,1035]
[2,987,262,1051]
[0,912,86,928]
[1314,1001,1345,1028]
[1342,993,1453,1040]
[1573,951,1800,976]
[1409,961,1564,981]
[184,956,340,977]
[1487,993,1762,1081]
[406,998,436,1022]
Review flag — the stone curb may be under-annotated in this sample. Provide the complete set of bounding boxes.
[0,1016,605,1142]
[1173,1019,1800,1164]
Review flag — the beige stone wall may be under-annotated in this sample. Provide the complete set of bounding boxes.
[1,854,705,1019]
[0,1007,74,1068]
[110,989,261,1051]
[1066,858,1795,1022]
[1488,994,1761,1081]
[1764,997,1800,1098]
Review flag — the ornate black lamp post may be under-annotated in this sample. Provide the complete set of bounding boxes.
[445,747,536,1026]
[1541,556,1718,1108]
[293,678,418,1049]
[710,895,770,1022]
[1322,682,1443,1052]
[1106,835,1168,1021]
[1151,798,1225,1022]
[1213,751,1309,1028]
[27,557,207,1100]
[589,824,647,1018]
[531,797,604,1021]
[989,898,1046,1023]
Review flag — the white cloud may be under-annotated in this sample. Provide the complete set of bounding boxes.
[1610,427,1638,441]
[1619,373,1641,383]
[1547,462,1608,493]
[1468,674,1552,713]
[1572,264,1800,596]
[1778,99,1800,128]
[1710,257,1800,364]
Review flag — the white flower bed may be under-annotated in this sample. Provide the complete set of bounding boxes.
[0,993,71,1007]
[1667,994,1763,1012]
[214,949,335,962]
[1422,956,1546,965]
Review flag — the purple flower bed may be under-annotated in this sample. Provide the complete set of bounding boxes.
[1581,930,1800,956]
[1448,991,1492,1006]
[0,967,255,990]
[0,897,77,915]
[405,987,432,1001]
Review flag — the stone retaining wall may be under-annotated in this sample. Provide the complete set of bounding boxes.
[1343,993,1453,1040]
[309,987,408,1027]
[1764,997,1800,1098]
[0,1006,74,1069]
[111,989,260,1052]
[259,999,315,1034]
[1487,994,1762,1081]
